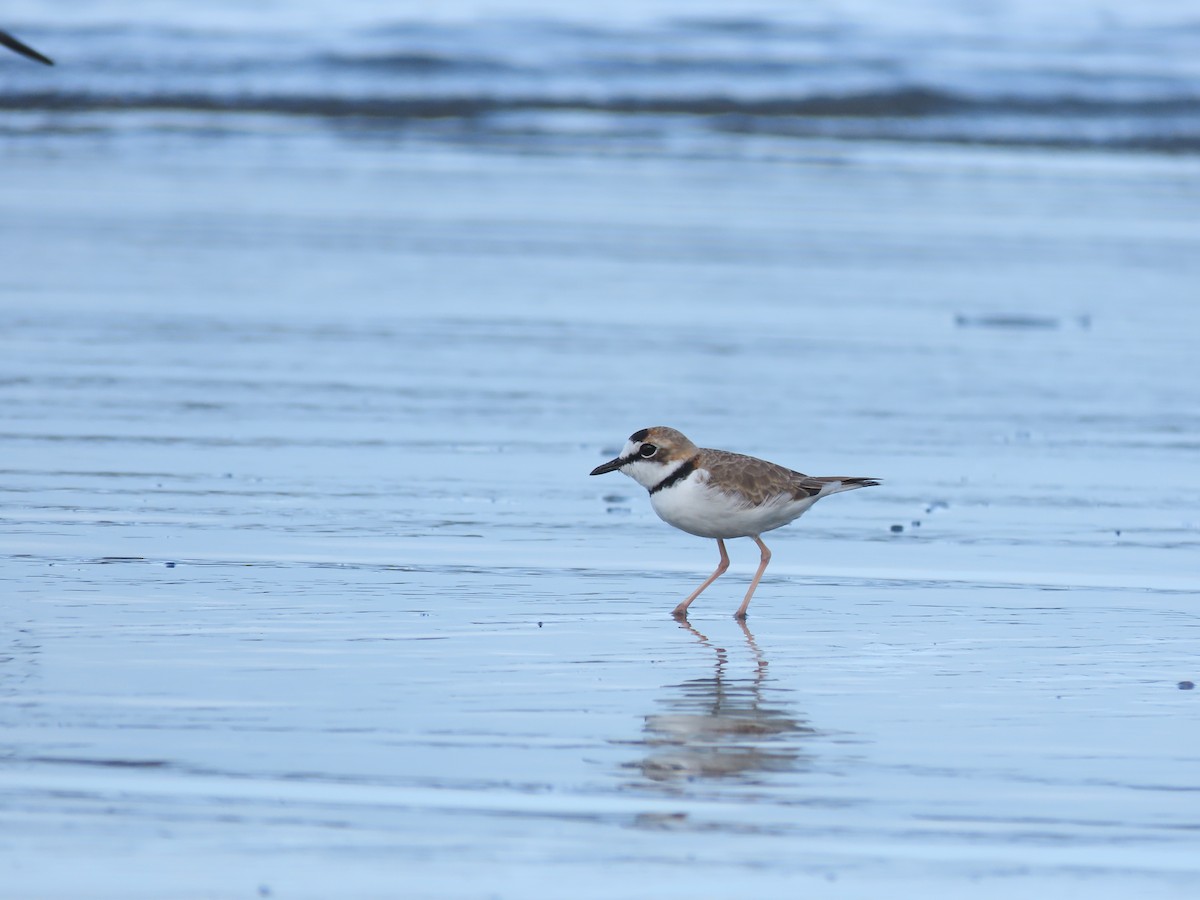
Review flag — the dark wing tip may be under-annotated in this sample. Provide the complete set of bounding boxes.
[0,30,55,66]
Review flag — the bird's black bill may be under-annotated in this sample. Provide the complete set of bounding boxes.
[589,457,625,476]
[0,30,54,66]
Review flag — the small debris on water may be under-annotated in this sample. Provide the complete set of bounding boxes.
[633,811,689,830]
[955,313,1092,331]
[538,621,543,628]
[1179,681,1195,691]
[956,313,1060,329]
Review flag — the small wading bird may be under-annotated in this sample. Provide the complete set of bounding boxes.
[1,30,54,66]
[590,427,879,619]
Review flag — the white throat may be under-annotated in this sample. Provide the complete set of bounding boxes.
[622,456,693,493]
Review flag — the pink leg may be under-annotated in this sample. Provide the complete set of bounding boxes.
[734,536,771,619]
[672,539,729,618]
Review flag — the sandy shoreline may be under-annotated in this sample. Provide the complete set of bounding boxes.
[2,136,1198,896]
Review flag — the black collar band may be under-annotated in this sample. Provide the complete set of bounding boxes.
[649,456,697,495]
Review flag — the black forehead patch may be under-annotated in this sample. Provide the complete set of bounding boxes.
[629,428,650,443]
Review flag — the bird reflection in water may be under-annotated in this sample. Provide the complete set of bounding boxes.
[625,619,816,785]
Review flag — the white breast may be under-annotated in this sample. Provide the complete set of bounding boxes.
[648,468,817,539]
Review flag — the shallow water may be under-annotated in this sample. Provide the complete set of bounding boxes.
[6,0,1200,152]
[2,134,1199,897]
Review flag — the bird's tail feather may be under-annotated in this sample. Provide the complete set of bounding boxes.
[815,476,881,495]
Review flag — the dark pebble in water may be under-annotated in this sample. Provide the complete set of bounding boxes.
[1179,681,1195,690]
[890,524,904,533]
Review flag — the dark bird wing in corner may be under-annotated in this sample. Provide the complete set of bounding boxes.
[0,30,54,66]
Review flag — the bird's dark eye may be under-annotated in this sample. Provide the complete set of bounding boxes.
[639,444,658,458]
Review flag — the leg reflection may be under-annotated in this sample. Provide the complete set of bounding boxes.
[625,619,815,784]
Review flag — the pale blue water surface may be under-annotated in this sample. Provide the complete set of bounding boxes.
[2,2,1200,898]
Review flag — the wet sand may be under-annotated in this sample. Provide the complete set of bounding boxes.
[2,137,1199,897]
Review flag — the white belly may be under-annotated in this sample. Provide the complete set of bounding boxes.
[648,472,817,539]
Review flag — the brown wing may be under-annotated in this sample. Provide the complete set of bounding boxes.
[700,448,822,505]
[702,448,881,505]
